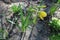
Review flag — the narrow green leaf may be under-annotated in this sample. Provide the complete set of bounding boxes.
[50,5,57,15]
[57,0,60,3]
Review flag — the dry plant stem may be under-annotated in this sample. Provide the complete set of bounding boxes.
[28,25,35,40]
[21,32,26,40]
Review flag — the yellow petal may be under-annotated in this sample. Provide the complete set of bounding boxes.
[39,16,44,20]
[38,11,47,17]
[40,11,47,17]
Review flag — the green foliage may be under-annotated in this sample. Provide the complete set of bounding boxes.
[49,17,60,30]
[50,5,58,15]
[57,0,60,3]
[49,34,60,40]
[49,0,60,15]
[0,28,3,32]
[20,6,35,32]
[10,2,48,32]
[28,6,38,24]
[0,28,8,39]
[11,4,36,32]
[11,5,20,13]
[4,30,8,39]
[6,19,15,24]
[27,6,36,12]
[33,17,37,24]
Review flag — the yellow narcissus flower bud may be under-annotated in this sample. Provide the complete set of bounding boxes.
[38,11,47,20]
